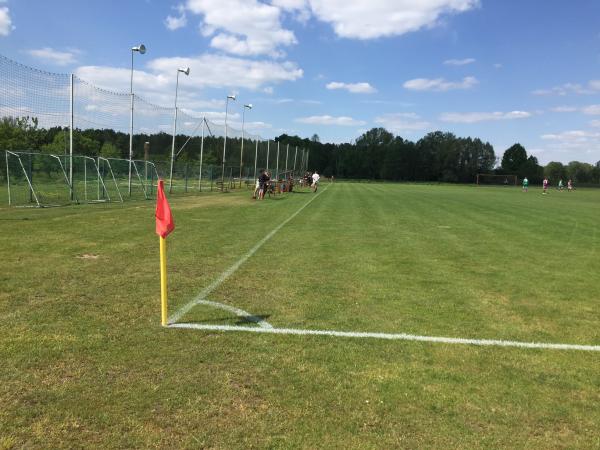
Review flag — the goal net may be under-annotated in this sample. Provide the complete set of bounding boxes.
[476,174,518,186]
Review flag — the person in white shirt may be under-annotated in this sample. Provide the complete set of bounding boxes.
[311,171,320,192]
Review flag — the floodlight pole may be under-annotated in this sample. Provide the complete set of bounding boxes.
[285,144,289,173]
[266,140,270,172]
[240,104,252,187]
[198,117,205,191]
[128,44,146,197]
[69,73,74,200]
[221,95,235,185]
[253,139,258,182]
[169,67,190,193]
[276,141,280,179]
[293,146,298,176]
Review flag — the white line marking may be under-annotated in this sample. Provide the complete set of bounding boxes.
[196,299,273,328]
[168,323,600,352]
[168,186,330,324]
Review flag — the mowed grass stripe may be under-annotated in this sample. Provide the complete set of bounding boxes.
[194,183,599,344]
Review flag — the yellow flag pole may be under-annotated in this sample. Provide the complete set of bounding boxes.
[160,236,168,326]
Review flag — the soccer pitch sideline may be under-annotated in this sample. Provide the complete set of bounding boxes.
[1,182,599,448]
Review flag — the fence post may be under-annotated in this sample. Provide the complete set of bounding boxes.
[69,74,74,201]
[276,141,280,179]
[184,162,188,193]
[5,151,10,206]
[266,140,270,172]
[199,117,205,192]
[253,139,258,182]
[28,154,33,204]
[293,146,297,177]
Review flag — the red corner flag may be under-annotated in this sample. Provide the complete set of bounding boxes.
[155,179,175,238]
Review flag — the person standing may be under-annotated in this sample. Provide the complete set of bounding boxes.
[558,179,564,191]
[522,177,528,192]
[311,171,320,192]
[543,177,549,194]
[258,170,269,200]
[567,179,573,192]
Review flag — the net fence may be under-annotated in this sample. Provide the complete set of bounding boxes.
[0,54,308,206]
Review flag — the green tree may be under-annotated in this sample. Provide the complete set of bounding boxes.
[566,161,594,183]
[501,143,527,173]
[544,161,567,181]
[99,142,121,158]
[41,131,100,156]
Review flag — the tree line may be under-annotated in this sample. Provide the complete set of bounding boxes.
[1,116,599,184]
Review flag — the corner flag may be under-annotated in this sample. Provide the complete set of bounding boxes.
[155,179,174,238]
[155,179,174,326]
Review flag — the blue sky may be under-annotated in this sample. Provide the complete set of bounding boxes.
[1,0,600,164]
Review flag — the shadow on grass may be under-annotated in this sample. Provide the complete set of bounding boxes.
[177,314,271,327]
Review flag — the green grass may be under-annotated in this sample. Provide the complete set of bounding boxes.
[1,182,599,448]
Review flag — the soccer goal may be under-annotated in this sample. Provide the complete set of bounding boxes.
[476,173,518,186]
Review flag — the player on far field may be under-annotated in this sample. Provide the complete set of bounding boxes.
[542,177,549,194]
[522,177,528,192]
[567,179,573,192]
[558,179,564,191]
[312,170,320,192]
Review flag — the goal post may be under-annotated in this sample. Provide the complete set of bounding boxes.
[476,173,518,186]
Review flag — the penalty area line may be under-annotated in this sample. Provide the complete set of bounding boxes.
[168,323,600,352]
[168,185,331,324]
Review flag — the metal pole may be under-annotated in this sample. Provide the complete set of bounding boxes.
[293,146,298,175]
[69,74,74,201]
[199,117,205,191]
[128,49,134,196]
[169,71,180,193]
[240,107,245,186]
[306,149,310,171]
[253,139,258,182]
[5,151,11,206]
[221,96,233,185]
[285,144,289,173]
[276,141,280,179]
[266,140,270,172]
[84,157,87,202]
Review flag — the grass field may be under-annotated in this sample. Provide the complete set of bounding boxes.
[1,182,599,448]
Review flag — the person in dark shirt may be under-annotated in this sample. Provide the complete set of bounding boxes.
[258,170,270,200]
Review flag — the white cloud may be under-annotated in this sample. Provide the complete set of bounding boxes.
[440,110,531,123]
[75,55,301,97]
[27,48,79,66]
[582,104,600,115]
[403,76,478,92]
[589,120,600,128]
[493,63,502,69]
[540,130,600,160]
[165,5,187,31]
[550,106,578,113]
[148,54,302,90]
[326,81,376,94]
[185,0,297,57]
[532,81,600,96]
[443,58,475,66]
[307,0,479,40]
[374,112,430,133]
[0,6,13,36]
[295,115,366,126]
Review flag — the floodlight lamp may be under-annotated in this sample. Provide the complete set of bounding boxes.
[132,44,146,54]
[178,67,190,76]
[227,95,236,100]
[244,104,253,109]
